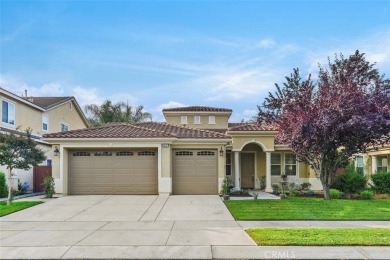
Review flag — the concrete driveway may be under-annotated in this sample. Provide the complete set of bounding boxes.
[0,195,255,259]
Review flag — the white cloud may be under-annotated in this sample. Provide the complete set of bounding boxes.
[256,38,276,49]
[230,109,258,122]
[158,101,186,110]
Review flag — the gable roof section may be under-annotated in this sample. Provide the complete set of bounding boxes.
[162,106,232,112]
[228,123,278,132]
[43,122,229,139]
[28,96,74,109]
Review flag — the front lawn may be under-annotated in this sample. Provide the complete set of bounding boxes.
[0,201,42,217]
[247,228,390,246]
[224,198,390,220]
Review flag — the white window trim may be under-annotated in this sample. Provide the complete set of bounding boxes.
[376,155,388,172]
[180,115,188,124]
[284,152,298,176]
[208,115,216,124]
[60,122,69,132]
[68,101,72,111]
[1,98,16,128]
[270,152,282,176]
[42,114,49,132]
[194,115,201,124]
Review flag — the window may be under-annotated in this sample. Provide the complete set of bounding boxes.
[68,101,72,111]
[226,150,232,175]
[2,100,15,126]
[209,115,216,124]
[42,115,48,132]
[175,151,193,156]
[377,156,388,172]
[47,159,52,166]
[72,152,90,156]
[197,151,215,156]
[180,115,187,124]
[194,115,201,124]
[284,153,297,176]
[60,123,69,132]
[271,153,281,175]
[356,156,364,175]
[138,151,156,156]
[94,151,112,156]
[116,151,133,156]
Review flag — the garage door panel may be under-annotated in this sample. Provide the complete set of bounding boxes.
[69,149,158,195]
[173,149,217,195]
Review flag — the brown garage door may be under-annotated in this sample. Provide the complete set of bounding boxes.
[173,149,218,195]
[69,149,158,195]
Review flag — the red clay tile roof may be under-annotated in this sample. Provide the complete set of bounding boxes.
[43,122,229,139]
[228,123,278,131]
[162,106,232,112]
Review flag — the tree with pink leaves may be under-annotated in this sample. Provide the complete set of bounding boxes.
[258,50,390,200]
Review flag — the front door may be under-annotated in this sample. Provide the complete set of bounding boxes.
[241,153,255,189]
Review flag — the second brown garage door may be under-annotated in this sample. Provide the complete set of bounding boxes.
[69,149,158,195]
[173,149,218,195]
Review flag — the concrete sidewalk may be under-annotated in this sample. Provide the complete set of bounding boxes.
[239,220,390,229]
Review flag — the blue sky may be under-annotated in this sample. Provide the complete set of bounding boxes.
[1,1,389,122]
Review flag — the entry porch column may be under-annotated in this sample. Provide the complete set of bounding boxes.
[234,151,240,190]
[371,155,377,174]
[265,152,272,192]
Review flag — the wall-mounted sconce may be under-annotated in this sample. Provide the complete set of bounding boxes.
[219,147,224,157]
[54,146,60,156]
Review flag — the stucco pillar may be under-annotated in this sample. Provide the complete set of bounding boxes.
[371,155,377,174]
[265,152,272,192]
[234,152,240,190]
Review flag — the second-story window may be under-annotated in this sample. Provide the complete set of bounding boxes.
[180,115,187,124]
[209,115,216,124]
[61,123,69,132]
[2,100,15,126]
[42,115,49,132]
[194,115,201,124]
[68,101,72,111]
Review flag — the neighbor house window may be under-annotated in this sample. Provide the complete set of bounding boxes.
[356,156,364,175]
[180,115,187,124]
[68,101,72,111]
[377,156,388,172]
[2,100,15,126]
[42,115,49,132]
[271,153,282,175]
[194,115,201,124]
[284,153,297,176]
[47,159,52,166]
[60,123,69,132]
[209,115,216,124]
[226,150,232,175]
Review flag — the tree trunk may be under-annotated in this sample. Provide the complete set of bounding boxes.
[7,167,12,205]
[320,177,331,200]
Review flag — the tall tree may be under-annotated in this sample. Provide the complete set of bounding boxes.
[85,100,152,127]
[0,129,46,205]
[258,51,390,199]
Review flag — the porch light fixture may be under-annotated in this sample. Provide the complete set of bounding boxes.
[54,146,60,156]
[219,147,224,157]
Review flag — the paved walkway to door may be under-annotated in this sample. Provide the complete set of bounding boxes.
[0,195,389,259]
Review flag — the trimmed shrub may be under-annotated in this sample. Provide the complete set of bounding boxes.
[371,172,390,194]
[329,189,341,199]
[0,172,8,198]
[42,176,55,198]
[332,172,367,194]
[289,189,298,197]
[360,190,374,200]
[272,184,280,194]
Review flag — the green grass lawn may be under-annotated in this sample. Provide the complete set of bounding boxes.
[247,228,390,246]
[224,198,390,220]
[0,201,42,217]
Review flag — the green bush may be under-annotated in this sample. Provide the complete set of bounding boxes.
[289,189,298,197]
[272,184,280,194]
[329,189,341,199]
[42,176,55,198]
[360,190,374,200]
[0,172,8,198]
[332,172,367,194]
[371,172,390,194]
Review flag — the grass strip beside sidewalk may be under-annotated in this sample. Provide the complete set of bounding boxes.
[0,201,42,217]
[247,228,390,246]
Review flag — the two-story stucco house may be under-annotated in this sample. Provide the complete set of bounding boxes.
[0,87,89,190]
[44,105,326,195]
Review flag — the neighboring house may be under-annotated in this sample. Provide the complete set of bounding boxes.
[44,105,325,195]
[354,145,389,176]
[0,87,89,190]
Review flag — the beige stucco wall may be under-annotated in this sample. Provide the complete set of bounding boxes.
[231,135,275,151]
[45,101,88,132]
[164,114,230,129]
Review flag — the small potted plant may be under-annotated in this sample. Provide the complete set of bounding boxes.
[281,174,288,181]
[301,182,311,191]
[221,177,230,200]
